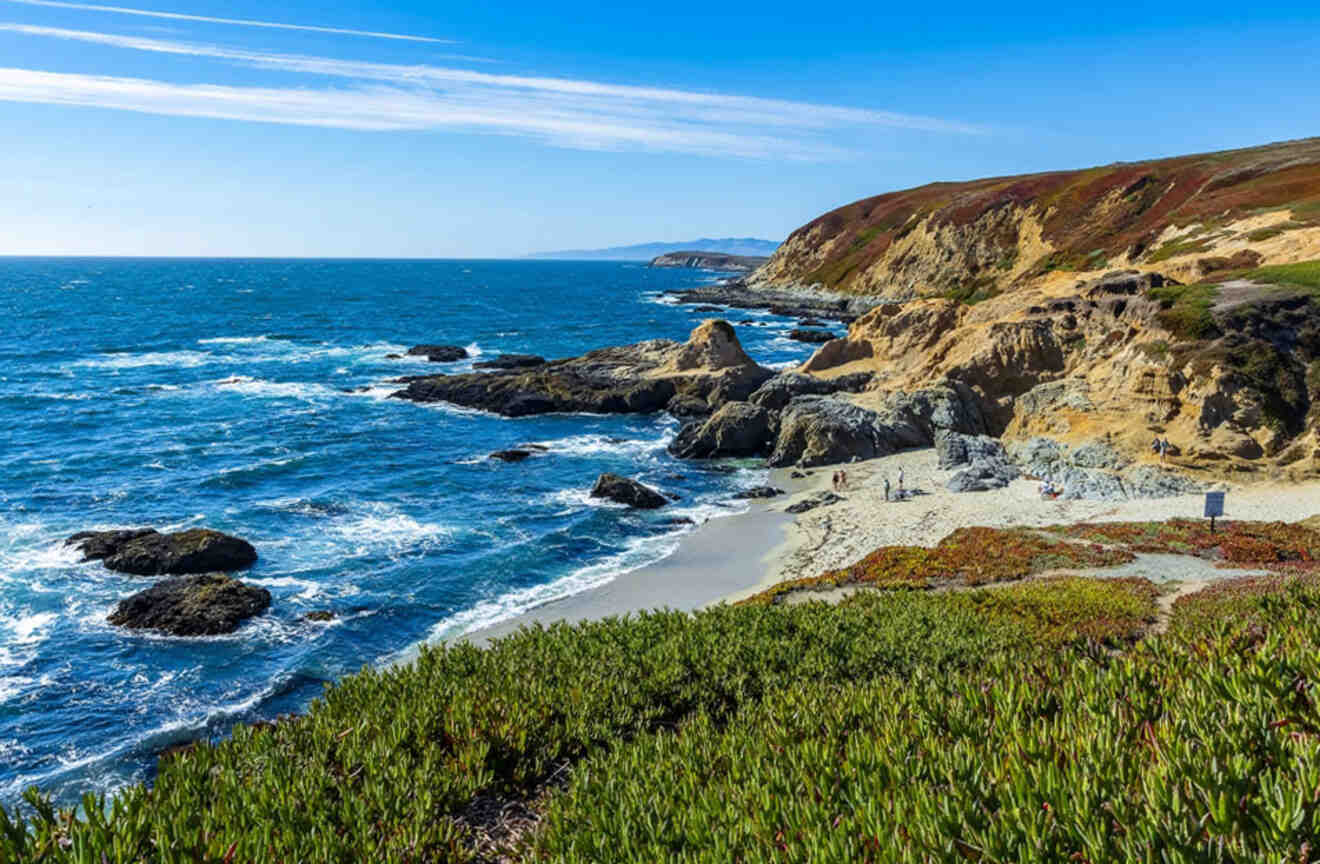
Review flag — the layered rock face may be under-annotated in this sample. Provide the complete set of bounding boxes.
[393,320,774,418]
[796,269,1320,475]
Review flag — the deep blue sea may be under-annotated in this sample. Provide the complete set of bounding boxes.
[0,258,817,808]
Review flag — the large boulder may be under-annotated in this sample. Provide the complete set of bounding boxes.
[589,474,669,509]
[107,573,271,636]
[948,458,1019,492]
[68,528,257,576]
[788,329,839,344]
[935,430,1010,469]
[406,344,468,362]
[669,402,774,459]
[768,397,898,468]
[879,380,989,447]
[748,372,873,411]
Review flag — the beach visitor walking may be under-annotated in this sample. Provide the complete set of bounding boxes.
[883,475,890,501]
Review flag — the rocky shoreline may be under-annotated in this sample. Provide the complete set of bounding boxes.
[663,277,879,323]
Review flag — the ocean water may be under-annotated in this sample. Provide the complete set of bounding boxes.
[0,258,819,807]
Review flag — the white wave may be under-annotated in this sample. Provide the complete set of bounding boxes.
[419,531,684,645]
[6,611,57,645]
[330,505,456,558]
[0,677,31,704]
[72,350,213,370]
[539,487,606,514]
[210,375,335,401]
[767,359,802,371]
[645,292,681,306]
[464,341,484,357]
[528,432,670,460]
[197,335,270,345]
[243,575,327,601]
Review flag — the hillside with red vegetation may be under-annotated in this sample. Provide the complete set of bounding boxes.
[755,137,1320,299]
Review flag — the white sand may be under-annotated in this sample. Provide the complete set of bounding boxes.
[726,448,1320,603]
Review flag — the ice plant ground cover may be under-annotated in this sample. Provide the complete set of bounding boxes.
[3,521,1320,861]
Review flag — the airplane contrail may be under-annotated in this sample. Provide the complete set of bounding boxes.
[0,0,451,43]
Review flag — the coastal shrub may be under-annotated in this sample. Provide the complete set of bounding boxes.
[741,525,1134,604]
[1244,258,1320,292]
[1169,570,1320,638]
[1147,281,1220,340]
[2,586,1142,863]
[1047,518,1320,567]
[534,594,1320,862]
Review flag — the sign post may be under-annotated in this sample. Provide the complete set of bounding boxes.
[1204,491,1225,533]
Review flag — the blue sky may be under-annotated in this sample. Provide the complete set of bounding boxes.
[0,0,1317,257]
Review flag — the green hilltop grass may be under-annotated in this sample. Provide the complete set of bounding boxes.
[5,521,1320,861]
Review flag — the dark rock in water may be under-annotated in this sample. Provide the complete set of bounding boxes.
[68,528,257,576]
[749,371,873,411]
[785,491,843,514]
[769,397,898,468]
[385,353,403,359]
[304,610,336,622]
[733,486,785,499]
[692,305,725,313]
[394,321,773,418]
[666,394,713,419]
[662,517,696,526]
[663,473,686,482]
[798,318,827,327]
[590,473,669,509]
[669,402,773,459]
[490,449,532,462]
[66,528,157,562]
[473,354,546,370]
[788,329,838,344]
[520,443,550,452]
[406,344,468,362]
[790,470,807,479]
[107,573,271,636]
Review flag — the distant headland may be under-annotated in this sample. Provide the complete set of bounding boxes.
[525,237,779,261]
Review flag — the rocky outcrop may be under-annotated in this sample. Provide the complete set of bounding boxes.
[393,321,773,419]
[590,474,669,509]
[768,397,898,468]
[937,431,1020,492]
[668,402,774,459]
[1007,436,1202,499]
[107,573,271,636]
[876,381,989,448]
[748,371,873,411]
[473,354,546,370]
[68,528,257,576]
[664,280,877,322]
[406,345,468,362]
[785,491,844,513]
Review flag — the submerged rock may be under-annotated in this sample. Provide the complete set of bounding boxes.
[788,329,838,344]
[406,344,468,362]
[669,402,774,459]
[304,610,336,622]
[590,473,669,509]
[68,528,257,576]
[107,573,271,636]
[489,449,532,462]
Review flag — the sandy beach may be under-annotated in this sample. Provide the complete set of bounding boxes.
[461,447,1320,646]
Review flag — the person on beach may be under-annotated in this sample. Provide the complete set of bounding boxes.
[897,467,905,494]
[1151,436,1161,454]
[883,475,891,501]
[831,471,839,491]
[1159,439,1169,463]
[840,469,848,489]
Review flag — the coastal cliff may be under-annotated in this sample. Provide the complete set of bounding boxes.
[649,251,769,272]
[740,137,1320,478]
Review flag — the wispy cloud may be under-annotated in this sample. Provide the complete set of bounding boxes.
[0,20,981,159]
[0,0,449,43]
